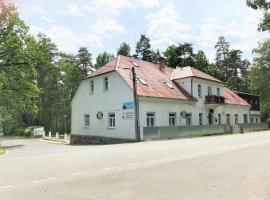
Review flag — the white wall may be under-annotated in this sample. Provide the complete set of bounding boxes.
[71,71,136,139]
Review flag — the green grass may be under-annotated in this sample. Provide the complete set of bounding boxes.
[0,147,5,155]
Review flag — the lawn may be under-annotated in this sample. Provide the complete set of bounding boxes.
[0,147,5,155]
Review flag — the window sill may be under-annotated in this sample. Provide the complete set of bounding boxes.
[103,89,108,92]
[89,92,94,94]
[84,126,91,129]
[107,127,115,129]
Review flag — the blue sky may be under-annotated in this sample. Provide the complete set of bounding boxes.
[11,0,268,62]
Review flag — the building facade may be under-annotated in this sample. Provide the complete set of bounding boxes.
[71,56,259,141]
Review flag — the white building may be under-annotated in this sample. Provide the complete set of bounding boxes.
[71,55,258,143]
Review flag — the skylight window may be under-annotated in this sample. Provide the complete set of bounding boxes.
[131,61,139,67]
[164,81,174,89]
[137,77,147,85]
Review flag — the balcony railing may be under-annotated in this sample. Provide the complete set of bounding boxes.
[205,95,225,104]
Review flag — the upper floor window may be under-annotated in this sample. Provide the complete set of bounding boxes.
[169,113,176,126]
[90,80,94,93]
[207,86,212,96]
[234,114,238,124]
[104,77,108,91]
[217,88,220,96]
[84,114,90,127]
[226,114,230,124]
[244,114,248,123]
[108,113,115,128]
[147,112,155,127]
[198,84,202,98]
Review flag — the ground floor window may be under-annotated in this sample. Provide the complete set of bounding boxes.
[147,112,155,127]
[256,118,258,123]
[84,114,90,127]
[218,114,222,124]
[186,113,192,126]
[244,114,248,123]
[169,113,176,126]
[226,114,230,124]
[199,113,203,125]
[108,113,115,128]
[234,114,238,125]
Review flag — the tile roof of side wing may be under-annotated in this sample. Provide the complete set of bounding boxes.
[172,66,222,83]
[224,87,250,106]
[86,55,195,101]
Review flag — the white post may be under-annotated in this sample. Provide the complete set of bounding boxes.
[64,133,68,142]
[56,132,59,139]
[49,131,51,138]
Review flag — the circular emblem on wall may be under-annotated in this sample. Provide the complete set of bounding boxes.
[181,111,187,118]
[96,111,103,119]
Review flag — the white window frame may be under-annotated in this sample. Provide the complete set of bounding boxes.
[207,86,212,96]
[198,84,202,98]
[217,88,220,96]
[199,113,203,125]
[146,112,155,127]
[84,114,90,128]
[169,112,176,126]
[235,114,238,125]
[90,80,94,93]
[104,77,109,91]
[186,113,192,126]
[108,113,115,129]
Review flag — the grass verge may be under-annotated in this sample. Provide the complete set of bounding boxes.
[0,147,5,155]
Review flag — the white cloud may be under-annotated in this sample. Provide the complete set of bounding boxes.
[146,3,193,50]
[65,4,85,17]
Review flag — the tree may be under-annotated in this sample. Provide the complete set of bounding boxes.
[0,2,39,134]
[164,43,196,68]
[76,47,92,75]
[135,34,152,61]
[247,0,270,31]
[195,50,218,77]
[117,42,131,56]
[250,39,270,121]
[95,52,114,68]
[215,36,230,81]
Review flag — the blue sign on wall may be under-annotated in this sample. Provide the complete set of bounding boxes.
[123,101,134,110]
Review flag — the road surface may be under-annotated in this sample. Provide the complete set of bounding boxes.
[1,131,270,200]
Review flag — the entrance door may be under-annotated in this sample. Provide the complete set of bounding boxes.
[208,109,214,125]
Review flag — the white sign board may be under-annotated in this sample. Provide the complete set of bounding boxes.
[122,111,134,120]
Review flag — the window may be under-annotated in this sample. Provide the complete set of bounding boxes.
[84,114,90,127]
[186,113,192,126]
[226,114,230,124]
[207,86,212,96]
[217,88,220,96]
[169,113,176,126]
[244,114,248,123]
[108,113,115,128]
[90,80,94,93]
[164,82,174,89]
[104,77,108,91]
[198,84,202,98]
[199,113,203,125]
[256,118,258,123]
[234,114,238,124]
[147,112,155,127]
[138,77,147,85]
[251,118,253,124]
[218,113,222,124]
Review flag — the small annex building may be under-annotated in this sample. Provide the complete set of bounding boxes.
[71,55,261,143]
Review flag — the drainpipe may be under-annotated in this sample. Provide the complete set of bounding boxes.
[191,77,193,97]
[132,67,140,142]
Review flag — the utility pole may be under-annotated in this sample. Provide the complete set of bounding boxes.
[132,67,140,142]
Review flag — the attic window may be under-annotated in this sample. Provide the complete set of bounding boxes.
[137,77,147,85]
[131,61,139,67]
[164,81,174,89]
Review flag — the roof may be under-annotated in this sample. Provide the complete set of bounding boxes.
[85,55,248,106]
[224,88,250,106]
[86,56,195,101]
[171,66,222,83]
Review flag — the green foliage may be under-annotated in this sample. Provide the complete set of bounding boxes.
[95,52,114,68]
[135,34,153,61]
[164,43,196,68]
[76,47,93,75]
[250,39,270,120]
[247,0,270,31]
[117,42,131,56]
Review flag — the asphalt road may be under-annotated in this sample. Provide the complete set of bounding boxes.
[1,131,270,200]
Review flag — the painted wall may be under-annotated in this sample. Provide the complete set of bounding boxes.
[71,71,136,139]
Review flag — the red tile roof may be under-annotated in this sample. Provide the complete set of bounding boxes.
[85,55,249,106]
[172,66,222,83]
[224,87,250,106]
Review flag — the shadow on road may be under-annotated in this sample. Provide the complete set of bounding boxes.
[2,145,24,150]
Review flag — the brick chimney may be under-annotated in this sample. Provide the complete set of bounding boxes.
[159,57,165,70]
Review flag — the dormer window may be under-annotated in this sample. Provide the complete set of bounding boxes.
[164,81,174,89]
[217,88,220,96]
[90,80,94,93]
[198,84,202,97]
[137,77,147,85]
[131,61,139,67]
